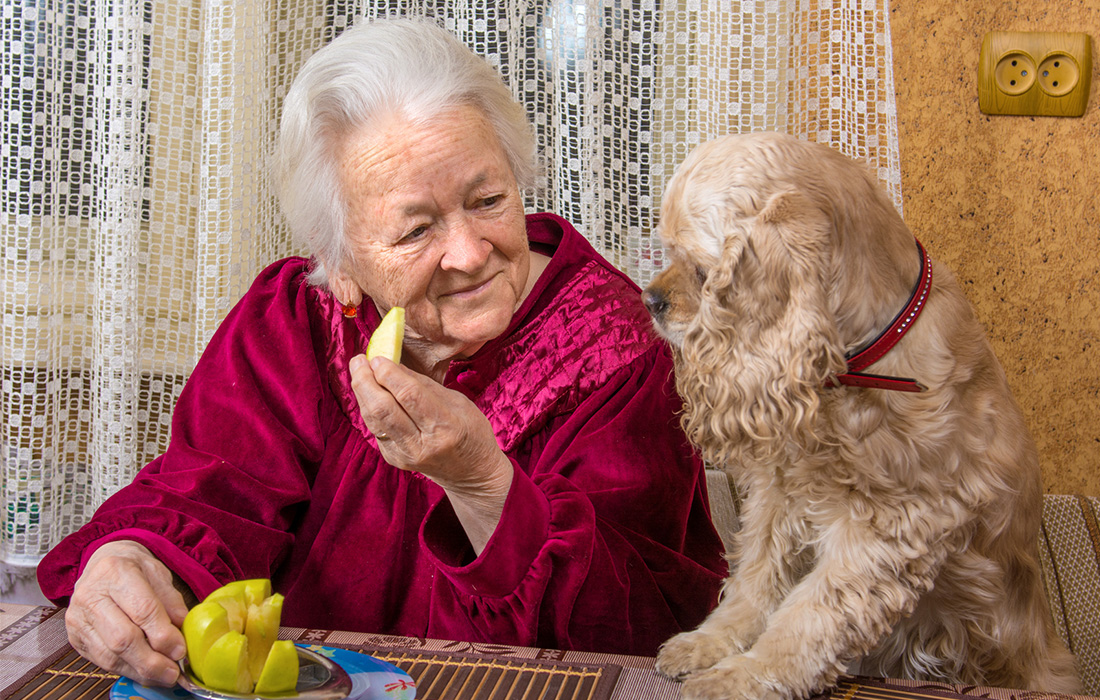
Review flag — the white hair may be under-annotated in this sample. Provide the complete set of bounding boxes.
[274,17,537,287]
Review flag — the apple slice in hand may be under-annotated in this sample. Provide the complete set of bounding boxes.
[366,306,405,363]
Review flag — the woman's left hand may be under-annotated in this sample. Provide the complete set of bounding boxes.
[349,354,514,553]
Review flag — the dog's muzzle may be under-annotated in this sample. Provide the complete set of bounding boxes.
[641,287,669,320]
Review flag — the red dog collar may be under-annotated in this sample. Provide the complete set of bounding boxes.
[828,239,932,392]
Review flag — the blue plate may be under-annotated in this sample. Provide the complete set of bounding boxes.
[111,644,416,700]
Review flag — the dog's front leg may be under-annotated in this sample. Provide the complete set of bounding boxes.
[677,518,943,700]
[656,492,799,679]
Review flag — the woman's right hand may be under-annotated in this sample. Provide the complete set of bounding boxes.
[65,540,189,687]
[349,354,514,553]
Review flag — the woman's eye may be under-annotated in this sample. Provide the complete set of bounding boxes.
[400,225,429,243]
[479,195,501,208]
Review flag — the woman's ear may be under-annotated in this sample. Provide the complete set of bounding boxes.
[327,266,364,307]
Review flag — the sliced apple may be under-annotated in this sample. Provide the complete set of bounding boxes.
[201,630,253,694]
[254,640,300,694]
[366,306,405,363]
[182,579,298,695]
[182,601,230,682]
[204,589,247,632]
[245,593,284,679]
[217,578,272,607]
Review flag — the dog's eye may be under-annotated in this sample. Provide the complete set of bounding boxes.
[695,266,708,286]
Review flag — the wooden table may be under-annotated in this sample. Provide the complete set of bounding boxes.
[0,603,1087,700]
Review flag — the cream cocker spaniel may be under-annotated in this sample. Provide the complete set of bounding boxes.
[643,132,1078,700]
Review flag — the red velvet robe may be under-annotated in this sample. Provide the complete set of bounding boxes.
[38,213,726,656]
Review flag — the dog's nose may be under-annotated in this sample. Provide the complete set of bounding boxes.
[641,288,668,318]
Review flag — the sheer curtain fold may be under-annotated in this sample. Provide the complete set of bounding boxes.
[0,0,900,565]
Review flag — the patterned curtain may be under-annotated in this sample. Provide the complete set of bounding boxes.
[0,0,900,573]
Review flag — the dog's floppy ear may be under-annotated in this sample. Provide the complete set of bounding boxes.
[703,189,826,301]
[706,229,745,295]
[754,189,832,275]
[756,188,846,375]
[688,189,846,462]
[743,189,846,449]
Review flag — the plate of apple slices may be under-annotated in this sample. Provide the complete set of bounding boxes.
[110,578,415,700]
[111,644,416,700]
[176,644,350,700]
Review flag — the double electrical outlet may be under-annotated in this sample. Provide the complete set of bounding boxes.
[978,31,1092,117]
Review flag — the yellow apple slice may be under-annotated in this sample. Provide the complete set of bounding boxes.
[182,601,230,683]
[217,578,273,607]
[205,589,247,632]
[201,630,253,694]
[245,592,284,679]
[254,640,300,695]
[366,306,405,363]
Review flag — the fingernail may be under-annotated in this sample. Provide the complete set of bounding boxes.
[160,664,181,686]
[349,355,365,373]
[371,356,397,371]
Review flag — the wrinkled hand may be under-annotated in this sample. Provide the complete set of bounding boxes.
[350,355,513,552]
[66,540,188,687]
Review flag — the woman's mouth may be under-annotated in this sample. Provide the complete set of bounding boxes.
[445,275,497,300]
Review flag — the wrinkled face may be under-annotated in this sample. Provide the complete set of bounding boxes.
[332,105,531,361]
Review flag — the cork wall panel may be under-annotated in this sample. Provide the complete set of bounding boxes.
[890,1,1099,495]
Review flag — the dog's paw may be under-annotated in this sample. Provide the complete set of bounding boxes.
[655,630,736,680]
[678,656,788,700]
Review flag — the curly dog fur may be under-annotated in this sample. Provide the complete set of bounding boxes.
[643,132,1079,700]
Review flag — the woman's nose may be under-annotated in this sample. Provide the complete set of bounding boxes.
[440,217,492,271]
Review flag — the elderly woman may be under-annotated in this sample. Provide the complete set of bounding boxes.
[37,17,726,688]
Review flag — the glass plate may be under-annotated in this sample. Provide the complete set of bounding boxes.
[110,644,416,700]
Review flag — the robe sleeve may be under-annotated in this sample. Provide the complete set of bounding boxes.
[37,259,332,603]
[419,342,727,656]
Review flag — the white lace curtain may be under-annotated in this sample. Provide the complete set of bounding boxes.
[0,0,900,566]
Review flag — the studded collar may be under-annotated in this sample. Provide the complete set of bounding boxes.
[828,239,932,392]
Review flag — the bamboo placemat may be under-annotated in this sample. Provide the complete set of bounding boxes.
[2,647,1081,700]
[1,607,1082,700]
[2,643,622,700]
[5,647,119,700]
[824,677,1075,700]
[355,646,621,700]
